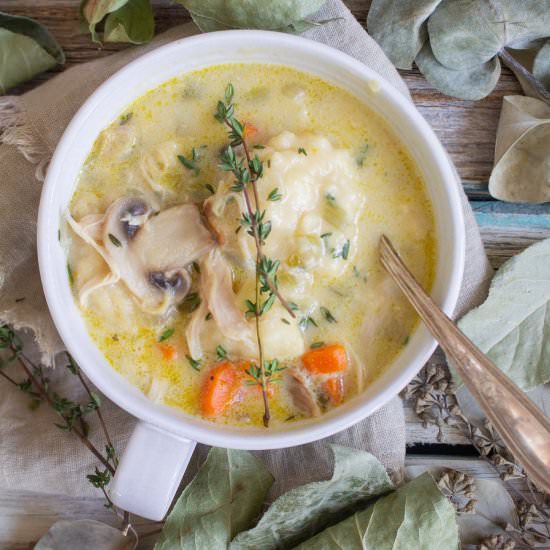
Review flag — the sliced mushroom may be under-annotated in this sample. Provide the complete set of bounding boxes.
[286,370,321,417]
[199,248,256,354]
[100,197,214,314]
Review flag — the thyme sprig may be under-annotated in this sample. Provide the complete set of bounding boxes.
[215,83,294,427]
[0,325,127,525]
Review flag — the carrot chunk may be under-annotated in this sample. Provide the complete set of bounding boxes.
[324,376,344,405]
[200,361,243,418]
[243,122,258,139]
[301,344,348,374]
[158,343,178,361]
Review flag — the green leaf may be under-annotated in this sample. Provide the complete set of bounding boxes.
[367,0,444,70]
[295,472,458,549]
[457,238,550,391]
[35,519,134,550]
[80,0,129,43]
[155,448,273,550]
[428,0,550,70]
[0,13,64,93]
[104,0,155,44]
[158,328,175,342]
[81,0,153,44]
[416,41,501,101]
[175,0,325,33]
[230,446,393,549]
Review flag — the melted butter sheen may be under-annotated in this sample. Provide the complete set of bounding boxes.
[68,64,436,428]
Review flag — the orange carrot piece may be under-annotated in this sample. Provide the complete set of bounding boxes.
[158,343,178,361]
[324,376,344,405]
[243,122,258,139]
[301,344,348,374]
[200,361,243,418]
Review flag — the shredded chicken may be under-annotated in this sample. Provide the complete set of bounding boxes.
[286,370,321,417]
[184,298,209,359]
[199,248,256,354]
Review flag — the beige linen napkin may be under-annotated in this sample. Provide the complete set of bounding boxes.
[0,0,492,499]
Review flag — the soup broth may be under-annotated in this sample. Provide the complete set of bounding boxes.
[66,63,436,428]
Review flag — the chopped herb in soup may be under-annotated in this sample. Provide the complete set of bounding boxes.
[65,64,436,428]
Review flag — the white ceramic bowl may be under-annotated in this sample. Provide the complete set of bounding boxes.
[38,30,465,520]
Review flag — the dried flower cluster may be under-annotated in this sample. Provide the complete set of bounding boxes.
[404,361,550,548]
[435,469,477,514]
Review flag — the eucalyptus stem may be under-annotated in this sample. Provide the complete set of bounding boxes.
[499,49,550,106]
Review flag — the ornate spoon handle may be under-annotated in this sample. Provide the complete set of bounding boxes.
[380,234,550,493]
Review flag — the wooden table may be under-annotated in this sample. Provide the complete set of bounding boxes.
[1,1,548,548]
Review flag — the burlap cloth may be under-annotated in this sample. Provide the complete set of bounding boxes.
[0,1,492,500]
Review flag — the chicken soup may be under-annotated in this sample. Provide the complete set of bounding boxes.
[65,63,436,428]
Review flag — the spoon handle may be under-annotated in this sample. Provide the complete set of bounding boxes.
[380,234,550,493]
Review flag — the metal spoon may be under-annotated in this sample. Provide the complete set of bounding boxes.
[379,234,550,493]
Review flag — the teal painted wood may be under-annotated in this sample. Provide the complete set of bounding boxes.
[472,201,550,229]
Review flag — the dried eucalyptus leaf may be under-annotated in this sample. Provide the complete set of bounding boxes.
[230,445,393,550]
[408,465,518,545]
[489,96,550,203]
[103,0,154,44]
[295,472,459,550]
[154,448,273,550]
[533,40,550,91]
[175,0,325,32]
[428,0,550,70]
[367,0,444,70]
[416,41,501,100]
[457,237,550,391]
[35,519,135,550]
[459,478,518,544]
[0,12,64,93]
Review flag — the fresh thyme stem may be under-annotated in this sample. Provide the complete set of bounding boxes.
[215,83,293,426]
[223,119,296,319]
[15,353,115,475]
[73,358,118,468]
[254,248,270,427]
[0,368,20,387]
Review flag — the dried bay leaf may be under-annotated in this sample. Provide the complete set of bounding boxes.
[0,12,64,93]
[416,41,501,101]
[367,0,444,70]
[428,0,550,70]
[154,447,273,550]
[489,96,550,203]
[175,0,325,33]
[230,445,393,550]
[457,238,550,391]
[295,472,459,550]
[35,519,135,550]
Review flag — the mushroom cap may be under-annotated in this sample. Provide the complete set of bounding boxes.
[101,197,215,314]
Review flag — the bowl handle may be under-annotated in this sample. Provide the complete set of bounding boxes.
[109,421,196,521]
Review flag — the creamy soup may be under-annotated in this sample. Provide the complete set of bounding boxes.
[65,63,436,428]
